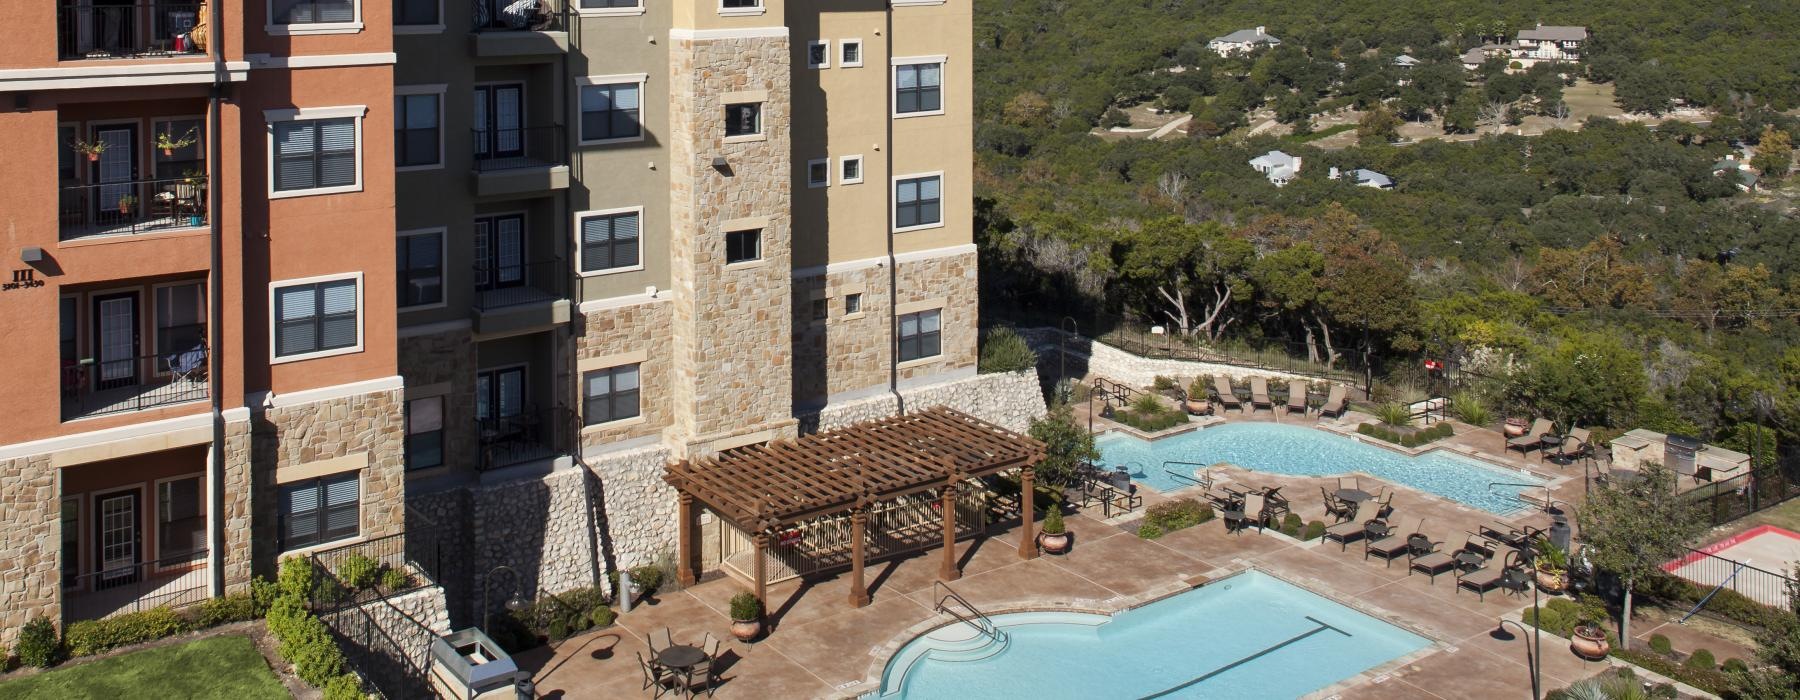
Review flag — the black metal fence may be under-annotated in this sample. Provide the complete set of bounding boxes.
[64,550,208,623]
[62,347,209,420]
[57,2,206,60]
[318,596,435,700]
[60,175,209,240]
[307,533,439,614]
[1687,455,1800,528]
[473,258,563,310]
[477,406,573,471]
[1664,546,1797,609]
[471,125,566,172]
[470,0,566,31]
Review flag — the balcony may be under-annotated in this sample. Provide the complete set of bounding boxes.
[468,0,568,59]
[62,345,209,421]
[472,258,569,337]
[477,406,573,471]
[471,126,569,197]
[64,550,208,623]
[61,175,208,241]
[57,2,207,61]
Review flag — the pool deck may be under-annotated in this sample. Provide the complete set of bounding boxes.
[517,413,1624,699]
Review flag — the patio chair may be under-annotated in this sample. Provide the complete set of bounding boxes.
[1552,427,1594,465]
[638,652,682,698]
[1457,551,1527,600]
[1286,380,1309,414]
[1323,511,1374,551]
[1506,418,1555,456]
[1337,476,1359,493]
[1250,377,1274,413]
[1366,517,1422,565]
[1406,534,1457,583]
[690,633,723,697]
[1319,385,1348,419]
[165,343,206,384]
[1321,487,1352,522]
[1373,490,1396,520]
[1260,486,1290,523]
[1243,493,1268,532]
[1212,376,1244,413]
[649,627,673,656]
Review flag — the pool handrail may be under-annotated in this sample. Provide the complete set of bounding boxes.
[1161,461,1212,488]
[1488,481,1554,511]
[933,580,1006,645]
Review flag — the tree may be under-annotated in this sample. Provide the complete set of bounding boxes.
[1001,91,1052,128]
[1115,218,1253,342]
[1577,464,1705,650]
[1752,126,1794,180]
[1100,107,1132,128]
[1478,100,1510,134]
[1443,95,1479,134]
[1356,105,1400,145]
[1027,399,1097,487]
[1616,61,1678,115]
[1508,330,1646,429]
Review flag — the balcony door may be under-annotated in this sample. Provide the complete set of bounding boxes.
[473,214,525,291]
[473,84,524,160]
[476,366,525,421]
[93,292,140,390]
[90,123,139,223]
[95,489,141,588]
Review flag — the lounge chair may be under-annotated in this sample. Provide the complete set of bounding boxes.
[638,652,681,699]
[1407,534,1457,583]
[1286,380,1309,414]
[1506,418,1555,456]
[1319,385,1348,419]
[1260,486,1290,523]
[1250,377,1274,413]
[1373,490,1395,520]
[1366,517,1422,565]
[1243,493,1268,532]
[1323,512,1373,551]
[1212,376,1243,413]
[1457,551,1527,600]
[1552,427,1594,464]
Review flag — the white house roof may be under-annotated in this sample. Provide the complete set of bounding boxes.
[1517,25,1587,42]
[1249,150,1297,169]
[1210,28,1280,45]
[1461,44,1510,64]
[1393,54,1421,67]
[1350,169,1393,188]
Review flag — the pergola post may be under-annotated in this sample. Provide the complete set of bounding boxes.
[753,532,770,617]
[1017,465,1038,560]
[938,482,961,582]
[848,508,871,607]
[677,493,698,586]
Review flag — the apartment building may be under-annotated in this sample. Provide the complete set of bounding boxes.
[0,0,402,641]
[392,0,977,584]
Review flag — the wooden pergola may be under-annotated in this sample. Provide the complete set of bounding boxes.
[664,407,1047,609]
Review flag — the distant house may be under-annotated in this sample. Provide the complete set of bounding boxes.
[1208,27,1281,56]
[1329,166,1394,189]
[1249,150,1302,186]
[1512,24,1587,64]
[1392,54,1421,68]
[1460,44,1511,70]
[1712,155,1759,192]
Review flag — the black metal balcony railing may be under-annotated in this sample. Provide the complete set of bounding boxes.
[65,550,208,623]
[477,406,571,470]
[470,0,564,31]
[60,175,209,240]
[62,346,209,420]
[471,125,566,172]
[58,2,206,60]
[472,258,562,310]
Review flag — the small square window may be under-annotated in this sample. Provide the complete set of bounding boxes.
[840,155,864,185]
[726,229,761,264]
[845,293,863,315]
[841,39,863,67]
[725,103,761,137]
[722,0,758,7]
[807,40,830,69]
[811,298,828,321]
[807,158,830,188]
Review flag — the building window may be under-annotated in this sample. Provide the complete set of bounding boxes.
[725,229,761,264]
[583,364,640,426]
[898,309,942,362]
[841,39,863,67]
[725,103,761,137]
[895,62,943,115]
[158,477,204,562]
[807,158,830,188]
[59,297,78,366]
[397,230,443,308]
[395,93,441,168]
[273,0,356,24]
[840,155,863,184]
[721,0,759,7]
[394,0,437,25]
[155,283,206,358]
[579,82,641,143]
[807,40,830,69]
[578,210,641,274]
[895,175,942,230]
[811,298,828,321]
[58,125,78,181]
[273,117,359,193]
[405,396,444,471]
[153,118,204,179]
[581,0,639,7]
[845,293,862,315]
[273,277,360,359]
[61,499,78,589]
[280,472,359,551]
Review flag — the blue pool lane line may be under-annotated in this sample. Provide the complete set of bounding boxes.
[1140,616,1353,699]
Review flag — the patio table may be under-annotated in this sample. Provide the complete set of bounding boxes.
[1335,488,1373,503]
[656,644,707,671]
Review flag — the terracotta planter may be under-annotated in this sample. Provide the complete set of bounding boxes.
[731,618,762,642]
[1039,532,1070,555]
[1503,419,1528,438]
[1535,570,1567,593]
[162,148,175,156]
[1571,625,1610,660]
[87,153,101,162]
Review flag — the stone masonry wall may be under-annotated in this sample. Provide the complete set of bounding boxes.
[252,388,406,576]
[469,468,601,605]
[222,417,254,593]
[587,444,678,572]
[806,369,1047,435]
[574,300,672,451]
[0,454,56,646]
[896,251,979,382]
[398,329,478,474]
[1017,327,1324,388]
[319,583,451,698]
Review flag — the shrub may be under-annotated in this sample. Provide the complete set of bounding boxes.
[380,567,412,592]
[978,327,1038,374]
[323,673,364,700]
[1188,377,1209,402]
[1611,646,1732,695]
[281,614,347,687]
[1300,521,1326,541]
[629,565,664,595]
[251,576,280,614]
[279,556,317,601]
[1685,648,1715,670]
[1042,505,1066,535]
[1137,523,1166,539]
[1649,634,1672,654]
[1450,392,1491,427]
[1375,402,1412,427]
[1141,498,1212,536]
[193,592,261,627]
[1280,512,1303,536]
[1523,605,1569,636]
[1130,393,1165,416]
[591,606,617,628]
[16,616,61,668]
[1722,657,1748,674]
[1152,375,1178,392]
[729,592,762,621]
[336,554,380,590]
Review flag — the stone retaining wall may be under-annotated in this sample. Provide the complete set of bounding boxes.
[1018,327,1327,388]
[807,369,1047,434]
[320,584,452,699]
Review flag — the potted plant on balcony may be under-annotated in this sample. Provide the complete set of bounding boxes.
[728,591,763,642]
[116,195,137,215]
[1038,503,1070,554]
[72,138,106,162]
[1533,538,1569,593]
[155,126,198,157]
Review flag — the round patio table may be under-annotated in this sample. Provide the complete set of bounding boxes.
[1335,488,1373,503]
[656,644,707,671]
[1454,550,1487,570]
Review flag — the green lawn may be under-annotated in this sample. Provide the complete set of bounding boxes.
[0,634,288,699]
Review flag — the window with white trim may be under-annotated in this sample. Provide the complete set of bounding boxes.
[583,363,640,425]
[273,117,358,193]
[895,175,941,230]
[841,39,863,67]
[721,0,758,7]
[807,158,830,188]
[579,82,642,143]
[395,93,441,167]
[580,0,638,8]
[405,396,444,471]
[895,62,943,115]
[578,210,641,273]
[274,278,360,358]
[840,155,863,184]
[397,230,443,307]
[898,309,942,362]
[155,282,206,358]
[280,472,359,550]
[725,103,761,137]
[725,229,761,264]
[273,0,356,25]
[158,477,205,562]
[807,40,830,69]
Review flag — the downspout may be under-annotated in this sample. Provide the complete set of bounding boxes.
[884,8,902,416]
[205,0,227,598]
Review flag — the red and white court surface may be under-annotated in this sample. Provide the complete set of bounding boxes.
[1663,525,1800,607]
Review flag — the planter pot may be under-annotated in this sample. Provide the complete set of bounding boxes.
[730,619,761,642]
[188,215,204,226]
[1039,532,1070,555]
[87,153,100,162]
[118,204,133,215]
[162,148,174,156]
[1571,625,1610,660]
[1503,419,1528,438]
[1536,570,1567,593]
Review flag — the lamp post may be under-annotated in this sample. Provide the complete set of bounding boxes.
[482,565,530,636]
[1493,616,1542,700]
[1060,316,1078,396]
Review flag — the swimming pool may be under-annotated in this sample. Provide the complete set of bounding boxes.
[871,570,1430,699]
[1097,422,1543,515]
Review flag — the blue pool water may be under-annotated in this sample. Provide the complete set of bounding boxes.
[1098,422,1543,515]
[874,570,1430,699]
